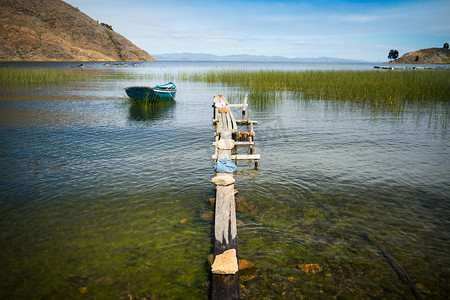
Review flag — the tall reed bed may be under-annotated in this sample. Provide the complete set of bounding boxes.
[188,70,450,106]
[0,68,154,86]
[0,68,95,85]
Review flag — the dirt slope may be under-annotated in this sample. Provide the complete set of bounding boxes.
[0,0,155,61]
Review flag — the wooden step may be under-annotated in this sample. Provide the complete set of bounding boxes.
[213,141,255,146]
[212,154,261,160]
[215,119,257,125]
[228,103,248,108]
[235,120,258,125]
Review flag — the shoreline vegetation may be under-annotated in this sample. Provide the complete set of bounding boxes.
[1,68,448,126]
[185,70,450,104]
[0,68,153,85]
[183,69,449,128]
[2,68,449,104]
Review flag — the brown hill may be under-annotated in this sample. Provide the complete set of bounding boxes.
[0,0,155,61]
[390,47,450,64]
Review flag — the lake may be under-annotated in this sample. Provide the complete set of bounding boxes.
[0,61,449,299]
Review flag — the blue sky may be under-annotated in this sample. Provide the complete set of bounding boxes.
[65,0,449,61]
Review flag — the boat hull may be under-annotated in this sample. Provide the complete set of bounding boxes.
[125,83,176,102]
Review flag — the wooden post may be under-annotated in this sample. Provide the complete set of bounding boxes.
[211,130,240,299]
[242,94,247,121]
[247,109,254,156]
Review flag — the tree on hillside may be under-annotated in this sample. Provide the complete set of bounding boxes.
[101,23,113,31]
[444,43,449,49]
[388,49,399,60]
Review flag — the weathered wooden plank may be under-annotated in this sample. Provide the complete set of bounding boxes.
[212,274,240,300]
[212,154,261,160]
[228,104,247,108]
[222,113,228,130]
[215,184,237,248]
[212,130,240,299]
[236,154,260,160]
[217,114,222,132]
[218,113,225,133]
[217,130,232,159]
[217,110,238,134]
[214,108,219,122]
[236,120,258,125]
[230,110,238,131]
[226,113,232,131]
[234,141,254,146]
[246,110,254,156]
[213,141,254,146]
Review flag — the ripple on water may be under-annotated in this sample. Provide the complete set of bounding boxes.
[0,77,449,298]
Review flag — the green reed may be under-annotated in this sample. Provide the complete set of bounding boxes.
[188,70,450,106]
[127,97,173,110]
[0,68,95,85]
[0,68,154,86]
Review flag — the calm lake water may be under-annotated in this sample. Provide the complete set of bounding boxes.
[0,62,449,299]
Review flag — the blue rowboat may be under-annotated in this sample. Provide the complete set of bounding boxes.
[125,82,176,101]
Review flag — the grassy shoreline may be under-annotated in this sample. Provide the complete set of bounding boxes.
[187,69,450,105]
[3,68,448,105]
[0,68,95,85]
[0,68,153,86]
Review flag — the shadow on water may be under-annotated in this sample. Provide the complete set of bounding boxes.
[128,100,176,122]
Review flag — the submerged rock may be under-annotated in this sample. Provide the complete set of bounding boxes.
[235,195,255,213]
[239,259,255,271]
[200,211,213,221]
[207,254,256,281]
[211,249,239,275]
[67,275,88,287]
[239,259,256,282]
[207,254,254,270]
[208,198,215,208]
[206,254,214,266]
[298,263,322,276]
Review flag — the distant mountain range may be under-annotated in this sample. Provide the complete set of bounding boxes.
[152,53,367,63]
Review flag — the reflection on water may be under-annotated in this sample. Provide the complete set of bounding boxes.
[0,64,449,299]
[128,101,176,122]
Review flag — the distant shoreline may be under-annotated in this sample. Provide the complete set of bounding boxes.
[0,59,155,63]
[375,65,450,70]
[388,61,450,65]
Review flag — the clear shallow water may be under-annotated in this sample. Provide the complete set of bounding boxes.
[0,63,449,299]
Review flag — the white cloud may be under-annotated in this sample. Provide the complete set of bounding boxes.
[64,0,450,61]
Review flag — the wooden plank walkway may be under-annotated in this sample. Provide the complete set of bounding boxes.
[210,94,260,299]
[211,130,240,299]
[212,94,260,167]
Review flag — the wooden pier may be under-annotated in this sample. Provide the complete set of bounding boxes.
[210,95,260,299]
[212,94,260,167]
